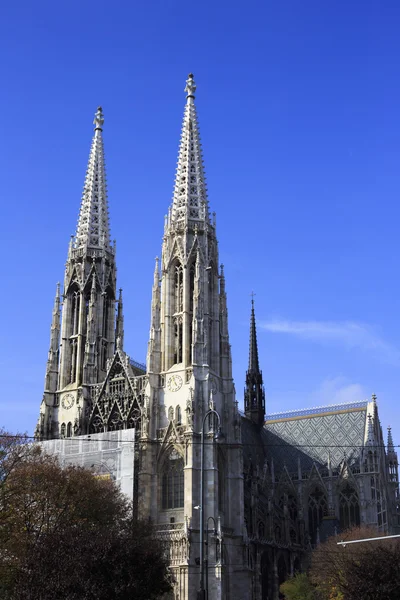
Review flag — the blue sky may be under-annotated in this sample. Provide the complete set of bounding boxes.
[1,1,399,443]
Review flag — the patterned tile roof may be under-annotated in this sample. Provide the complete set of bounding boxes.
[264,402,368,473]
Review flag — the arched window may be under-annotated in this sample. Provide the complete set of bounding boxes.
[308,487,327,545]
[175,405,181,425]
[258,521,265,538]
[339,483,360,530]
[174,263,183,314]
[71,291,80,336]
[66,422,72,438]
[288,494,298,521]
[102,292,109,339]
[109,408,123,431]
[173,316,183,364]
[60,423,66,438]
[161,449,184,510]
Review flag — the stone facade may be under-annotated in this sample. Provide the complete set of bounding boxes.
[36,75,399,600]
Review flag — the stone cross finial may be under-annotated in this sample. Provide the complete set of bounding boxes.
[93,106,104,130]
[185,73,196,98]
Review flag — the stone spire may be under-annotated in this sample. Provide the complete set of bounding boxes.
[116,288,124,349]
[244,296,265,426]
[170,74,209,224]
[44,283,61,393]
[75,107,111,249]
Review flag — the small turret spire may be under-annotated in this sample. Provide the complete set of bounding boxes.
[75,107,111,249]
[170,74,209,224]
[44,283,61,393]
[116,288,124,349]
[244,295,265,426]
[387,426,399,483]
[248,293,260,374]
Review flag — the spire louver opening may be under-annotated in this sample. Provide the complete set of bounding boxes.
[170,74,210,224]
[75,107,111,249]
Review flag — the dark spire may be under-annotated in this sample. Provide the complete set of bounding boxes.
[244,295,265,426]
[248,294,260,374]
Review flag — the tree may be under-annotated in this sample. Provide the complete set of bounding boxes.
[310,525,400,600]
[0,429,172,600]
[11,518,172,600]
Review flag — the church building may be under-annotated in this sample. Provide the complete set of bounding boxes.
[36,74,399,600]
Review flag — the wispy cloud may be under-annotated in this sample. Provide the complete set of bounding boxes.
[259,318,400,365]
[308,376,367,406]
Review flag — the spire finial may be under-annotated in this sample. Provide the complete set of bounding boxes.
[185,73,196,99]
[93,106,104,131]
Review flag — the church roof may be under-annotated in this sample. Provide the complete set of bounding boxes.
[263,400,369,474]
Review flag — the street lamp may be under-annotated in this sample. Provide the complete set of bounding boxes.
[198,409,225,600]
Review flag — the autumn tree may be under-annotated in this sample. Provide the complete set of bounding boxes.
[0,429,172,600]
[310,525,400,600]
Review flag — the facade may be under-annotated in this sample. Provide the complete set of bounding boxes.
[35,75,399,600]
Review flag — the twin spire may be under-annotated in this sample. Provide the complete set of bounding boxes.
[170,74,210,224]
[75,106,111,250]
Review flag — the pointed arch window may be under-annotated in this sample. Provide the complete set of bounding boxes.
[175,405,181,425]
[71,291,81,336]
[174,263,183,314]
[288,494,298,521]
[66,422,72,438]
[339,483,360,530]
[173,316,183,364]
[308,487,327,545]
[161,449,184,510]
[60,423,66,438]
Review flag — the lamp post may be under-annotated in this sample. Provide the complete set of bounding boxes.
[198,409,224,600]
[205,516,219,599]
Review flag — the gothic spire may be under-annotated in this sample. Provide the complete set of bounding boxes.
[170,74,210,224]
[244,296,265,426]
[75,107,111,249]
[248,295,260,374]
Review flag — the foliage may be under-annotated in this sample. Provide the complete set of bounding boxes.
[0,428,172,600]
[310,525,400,600]
[11,518,172,600]
[280,572,319,600]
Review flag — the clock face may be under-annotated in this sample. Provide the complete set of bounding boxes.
[62,393,75,410]
[167,374,183,392]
